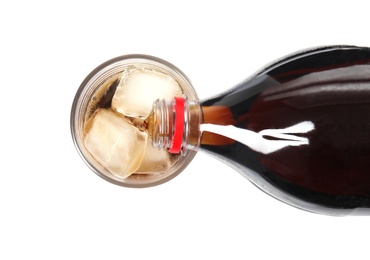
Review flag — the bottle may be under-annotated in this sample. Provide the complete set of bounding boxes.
[145,45,370,216]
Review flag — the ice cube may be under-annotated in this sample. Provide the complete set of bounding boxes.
[112,68,183,118]
[84,109,147,179]
[136,138,172,173]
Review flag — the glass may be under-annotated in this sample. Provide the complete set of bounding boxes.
[71,55,198,187]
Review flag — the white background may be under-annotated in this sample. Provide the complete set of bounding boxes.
[1,1,369,259]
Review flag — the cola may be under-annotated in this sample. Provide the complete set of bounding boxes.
[149,46,370,215]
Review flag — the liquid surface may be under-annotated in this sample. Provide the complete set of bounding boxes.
[200,46,370,209]
[84,68,181,178]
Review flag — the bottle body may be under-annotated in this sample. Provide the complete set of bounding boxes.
[199,46,370,215]
[150,46,370,215]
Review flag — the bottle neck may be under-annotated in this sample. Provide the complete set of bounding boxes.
[147,97,202,155]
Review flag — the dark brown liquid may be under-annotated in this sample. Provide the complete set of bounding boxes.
[200,46,370,209]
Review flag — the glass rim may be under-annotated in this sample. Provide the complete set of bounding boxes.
[70,54,198,188]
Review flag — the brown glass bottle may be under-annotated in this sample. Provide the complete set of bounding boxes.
[148,46,370,215]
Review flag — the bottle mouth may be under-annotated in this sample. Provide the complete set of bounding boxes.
[149,96,202,156]
[149,98,172,150]
[71,55,198,188]
[148,97,185,154]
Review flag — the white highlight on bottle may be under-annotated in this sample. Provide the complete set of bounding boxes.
[200,121,315,154]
